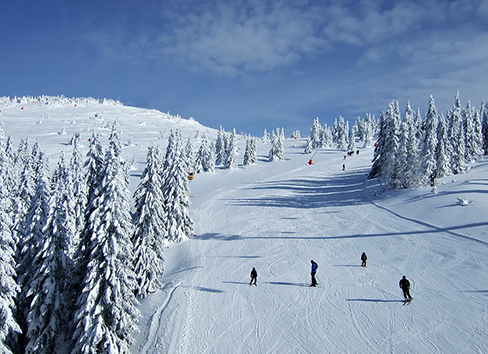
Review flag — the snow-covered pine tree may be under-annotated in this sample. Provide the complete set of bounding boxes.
[436,112,452,178]
[463,102,483,163]
[336,117,348,151]
[421,96,439,184]
[223,129,237,169]
[84,132,104,198]
[322,124,333,148]
[132,145,166,299]
[71,128,139,354]
[362,113,376,148]
[448,92,466,174]
[262,129,270,143]
[310,118,322,149]
[356,116,365,143]
[161,134,194,243]
[473,106,484,159]
[464,101,478,163]
[71,132,105,318]
[215,126,225,166]
[15,150,51,354]
[304,138,313,154]
[347,129,356,152]
[268,129,284,161]
[369,112,387,179]
[14,138,30,176]
[333,118,339,142]
[68,134,88,256]
[404,102,421,187]
[382,102,401,189]
[414,107,423,141]
[3,137,17,195]
[183,138,194,173]
[481,102,488,155]
[0,138,21,354]
[195,138,215,173]
[396,119,410,189]
[12,139,36,244]
[250,137,258,164]
[243,136,257,166]
[25,153,75,354]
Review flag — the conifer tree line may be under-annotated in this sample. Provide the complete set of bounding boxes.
[306,113,377,154]
[0,121,194,353]
[369,93,488,189]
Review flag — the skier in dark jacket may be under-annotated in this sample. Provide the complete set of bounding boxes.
[399,276,412,300]
[361,252,367,267]
[310,260,318,287]
[250,267,258,286]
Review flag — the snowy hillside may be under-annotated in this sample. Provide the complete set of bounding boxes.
[2,98,488,354]
[0,97,217,175]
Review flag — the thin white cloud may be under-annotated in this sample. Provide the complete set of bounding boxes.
[156,1,329,76]
[86,0,488,82]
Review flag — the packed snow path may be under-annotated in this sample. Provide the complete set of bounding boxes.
[135,143,488,354]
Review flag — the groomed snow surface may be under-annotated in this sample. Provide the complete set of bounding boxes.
[139,143,488,354]
[2,101,487,354]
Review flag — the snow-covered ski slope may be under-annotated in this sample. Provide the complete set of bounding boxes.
[146,143,488,354]
[2,100,488,354]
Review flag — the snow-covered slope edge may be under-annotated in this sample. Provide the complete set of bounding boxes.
[0,97,218,175]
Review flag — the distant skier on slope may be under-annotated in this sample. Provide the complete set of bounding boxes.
[250,267,258,286]
[310,260,318,287]
[361,252,367,267]
[399,275,412,301]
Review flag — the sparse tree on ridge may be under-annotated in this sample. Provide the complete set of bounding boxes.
[243,136,257,166]
[132,145,166,299]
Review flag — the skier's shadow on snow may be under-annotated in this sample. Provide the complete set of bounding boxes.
[265,281,309,287]
[346,298,404,303]
[223,281,252,285]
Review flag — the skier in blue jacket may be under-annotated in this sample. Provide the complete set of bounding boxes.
[310,260,318,287]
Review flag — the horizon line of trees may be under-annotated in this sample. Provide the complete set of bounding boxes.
[370,92,488,190]
[0,122,193,354]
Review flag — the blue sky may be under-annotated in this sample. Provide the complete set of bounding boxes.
[1,0,488,136]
